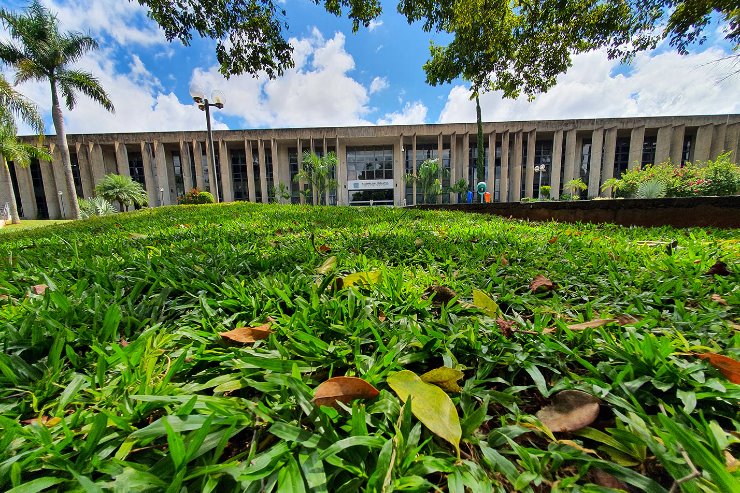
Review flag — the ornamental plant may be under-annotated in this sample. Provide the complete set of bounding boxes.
[178,188,215,205]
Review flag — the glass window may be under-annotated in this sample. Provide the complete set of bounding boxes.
[533,140,553,198]
[128,152,146,186]
[7,161,23,217]
[613,137,631,178]
[580,140,592,185]
[69,153,84,197]
[642,136,657,167]
[231,149,249,201]
[172,151,185,198]
[29,159,49,219]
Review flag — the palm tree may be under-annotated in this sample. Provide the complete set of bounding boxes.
[0,73,44,132]
[406,158,448,204]
[0,1,114,220]
[95,174,148,211]
[294,151,338,205]
[1,122,50,223]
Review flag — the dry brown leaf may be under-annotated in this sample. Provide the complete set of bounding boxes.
[219,323,272,344]
[415,238,423,247]
[706,260,731,276]
[120,339,129,347]
[548,236,558,244]
[31,284,48,295]
[424,285,457,305]
[530,275,554,293]
[22,416,61,427]
[725,451,739,473]
[615,314,640,326]
[566,319,615,331]
[500,255,509,266]
[536,390,601,433]
[378,312,387,322]
[557,439,597,455]
[313,376,379,408]
[710,294,728,306]
[496,318,516,338]
[590,469,629,491]
[318,244,332,253]
[697,353,740,384]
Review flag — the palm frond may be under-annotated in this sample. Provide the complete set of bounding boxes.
[58,79,77,110]
[0,122,49,166]
[60,33,98,64]
[58,70,114,113]
[0,74,45,133]
[0,40,26,65]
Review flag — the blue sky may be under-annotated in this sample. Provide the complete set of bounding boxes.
[2,0,739,134]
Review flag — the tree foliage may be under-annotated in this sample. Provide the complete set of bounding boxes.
[136,0,382,78]
[95,174,148,212]
[406,158,448,204]
[0,74,44,134]
[294,151,338,205]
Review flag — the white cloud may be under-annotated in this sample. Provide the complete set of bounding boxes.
[438,48,740,123]
[368,20,384,32]
[376,101,428,125]
[42,0,165,46]
[369,76,389,94]
[190,30,374,127]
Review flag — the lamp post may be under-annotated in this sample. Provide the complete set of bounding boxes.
[58,190,65,218]
[159,188,164,207]
[189,84,225,203]
[534,164,547,199]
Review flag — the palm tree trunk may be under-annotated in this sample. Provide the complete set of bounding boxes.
[50,80,81,220]
[2,157,21,224]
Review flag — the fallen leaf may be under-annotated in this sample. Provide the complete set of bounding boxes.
[726,451,739,473]
[558,439,597,455]
[339,271,382,289]
[21,416,61,427]
[420,367,464,393]
[496,318,516,338]
[565,319,615,331]
[536,390,601,433]
[219,323,272,344]
[415,238,423,247]
[0,294,9,301]
[313,376,379,409]
[127,232,148,240]
[388,370,462,457]
[500,255,509,266]
[423,285,457,305]
[697,353,740,384]
[316,256,337,275]
[378,311,387,322]
[31,284,47,295]
[472,289,500,317]
[705,260,731,276]
[590,469,629,490]
[120,339,129,347]
[615,314,640,326]
[318,244,331,253]
[710,294,728,306]
[530,275,554,293]
[548,236,558,244]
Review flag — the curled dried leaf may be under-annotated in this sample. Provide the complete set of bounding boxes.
[536,390,601,433]
[22,416,61,427]
[705,260,731,276]
[710,294,728,306]
[316,256,337,275]
[500,255,509,266]
[590,469,629,490]
[496,318,516,338]
[313,376,379,409]
[530,275,554,293]
[318,244,331,253]
[420,367,465,393]
[219,323,272,344]
[424,285,457,305]
[696,353,740,384]
[31,284,48,295]
[566,319,615,331]
[548,236,558,244]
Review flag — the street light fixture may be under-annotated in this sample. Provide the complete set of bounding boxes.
[58,190,65,218]
[159,187,165,206]
[189,84,225,203]
[534,164,547,199]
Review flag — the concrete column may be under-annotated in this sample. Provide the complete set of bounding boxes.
[0,160,13,216]
[411,134,417,205]
[219,140,233,202]
[694,124,713,162]
[710,123,728,160]
[75,143,94,198]
[49,143,72,217]
[336,136,347,205]
[725,123,739,164]
[628,126,645,170]
[140,142,158,207]
[654,125,673,165]
[670,125,686,165]
[601,127,618,195]
[449,133,457,203]
[258,139,268,204]
[297,138,305,204]
[588,128,604,198]
[487,131,496,200]
[462,132,470,187]
[511,130,523,202]
[394,134,404,206]
[88,143,106,186]
[179,140,193,192]
[525,129,536,198]
[500,131,510,202]
[39,159,61,219]
[245,140,256,202]
[204,138,218,201]
[115,141,130,178]
[192,140,205,190]
[269,138,280,203]
[15,164,37,219]
[310,138,317,205]
[437,133,443,204]
[153,141,171,205]
[550,130,563,200]
[563,129,578,190]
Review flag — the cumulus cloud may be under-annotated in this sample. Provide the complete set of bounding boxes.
[190,29,373,127]
[368,20,384,32]
[369,76,389,94]
[376,101,428,125]
[438,48,740,123]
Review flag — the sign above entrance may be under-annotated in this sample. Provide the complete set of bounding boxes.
[348,179,394,190]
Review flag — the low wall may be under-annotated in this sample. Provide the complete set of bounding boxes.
[413,196,740,228]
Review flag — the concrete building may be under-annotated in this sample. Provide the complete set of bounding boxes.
[2,114,739,219]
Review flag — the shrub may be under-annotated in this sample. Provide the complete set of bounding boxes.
[702,152,740,196]
[540,185,551,199]
[94,174,147,211]
[79,197,116,218]
[178,188,215,205]
[636,179,667,199]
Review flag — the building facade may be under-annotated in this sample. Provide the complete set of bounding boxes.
[2,114,739,219]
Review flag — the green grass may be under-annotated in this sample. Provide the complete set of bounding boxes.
[0,219,71,234]
[0,203,738,492]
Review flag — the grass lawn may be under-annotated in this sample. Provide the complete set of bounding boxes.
[0,219,71,234]
[0,203,738,492]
